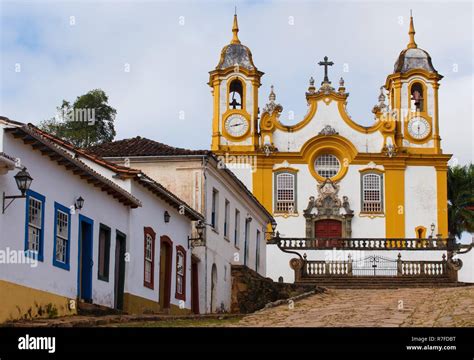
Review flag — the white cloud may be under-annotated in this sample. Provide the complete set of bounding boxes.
[0,0,472,164]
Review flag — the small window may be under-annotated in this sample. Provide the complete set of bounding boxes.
[314,154,341,179]
[410,82,424,112]
[244,218,251,266]
[175,246,186,300]
[53,203,71,270]
[255,230,261,272]
[25,190,45,261]
[234,209,240,248]
[361,172,384,213]
[144,227,155,289]
[98,224,111,281]
[229,79,243,110]
[211,188,219,230]
[275,172,296,213]
[224,199,230,238]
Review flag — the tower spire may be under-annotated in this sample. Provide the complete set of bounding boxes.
[407,10,417,49]
[231,10,241,44]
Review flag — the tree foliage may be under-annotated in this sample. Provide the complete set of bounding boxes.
[448,163,474,239]
[39,89,116,148]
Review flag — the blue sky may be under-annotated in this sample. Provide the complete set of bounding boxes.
[0,0,472,165]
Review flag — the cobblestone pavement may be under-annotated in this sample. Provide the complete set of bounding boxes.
[233,286,474,327]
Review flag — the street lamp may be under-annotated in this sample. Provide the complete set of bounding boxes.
[188,220,206,248]
[2,168,33,213]
[74,196,84,211]
[164,210,170,223]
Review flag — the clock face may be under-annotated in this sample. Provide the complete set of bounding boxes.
[407,117,431,140]
[225,114,249,138]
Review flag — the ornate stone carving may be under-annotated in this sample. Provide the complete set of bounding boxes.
[303,179,354,238]
[263,85,283,115]
[318,125,338,136]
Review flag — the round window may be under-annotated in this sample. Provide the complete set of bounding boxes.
[314,154,341,179]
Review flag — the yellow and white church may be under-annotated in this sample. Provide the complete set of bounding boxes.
[209,14,452,281]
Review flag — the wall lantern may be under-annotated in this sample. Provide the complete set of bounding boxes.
[188,220,206,248]
[164,210,170,223]
[2,168,33,214]
[74,196,85,211]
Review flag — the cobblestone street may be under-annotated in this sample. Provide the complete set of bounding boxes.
[233,286,474,327]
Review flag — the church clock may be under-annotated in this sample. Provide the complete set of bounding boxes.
[224,114,250,138]
[407,116,431,140]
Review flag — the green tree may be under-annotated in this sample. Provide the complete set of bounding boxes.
[447,163,474,239]
[39,89,116,148]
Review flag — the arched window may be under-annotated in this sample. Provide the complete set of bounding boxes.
[275,171,297,213]
[361,172,383,213]
[410,82,424,112]
[229,79,243,110]
[175,246,186,300]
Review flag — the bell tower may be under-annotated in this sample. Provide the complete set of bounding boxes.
[385,13,443,154]
[209,13,264,152]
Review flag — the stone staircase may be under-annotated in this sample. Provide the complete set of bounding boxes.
[296,276,465,289]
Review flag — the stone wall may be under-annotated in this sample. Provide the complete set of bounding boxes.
[231,265,317,314]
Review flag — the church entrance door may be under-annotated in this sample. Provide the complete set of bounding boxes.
[315,219,342,247]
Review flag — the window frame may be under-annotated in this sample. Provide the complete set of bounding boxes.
[274,171,297,214]
[314,154,341,179]
[255,229,261,272]
[52,202,71,270]
[211,188,219,231]
[360,171,384,214]
[143,227,156,289]
[97,224,111,281]
[234,209,240,248]
[224,199,230,239]
[175,245,187,301]
[24,190,45,262]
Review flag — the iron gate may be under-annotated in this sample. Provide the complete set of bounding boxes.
[352,255,398,276]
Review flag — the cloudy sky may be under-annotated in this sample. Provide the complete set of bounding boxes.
[0,0,472,165]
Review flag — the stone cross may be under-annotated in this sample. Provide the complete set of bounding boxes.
[318,56,334,84]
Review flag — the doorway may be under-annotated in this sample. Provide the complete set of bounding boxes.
[191,259,200,314]
[210,264,217,313]
[159,236,173,310]
[78,215,94,303]
[114,231,126,310]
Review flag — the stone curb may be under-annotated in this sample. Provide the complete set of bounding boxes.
[255,288,324,313]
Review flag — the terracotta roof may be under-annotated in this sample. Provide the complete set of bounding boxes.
[2,118,202,220]
[88,137,273,223]
[5,125,142,208]
[87,136,210,158]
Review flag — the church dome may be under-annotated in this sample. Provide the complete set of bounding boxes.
[215,14,257,71]
[393,15,438,74]
[394,47,437,73]
[216,43,256,70]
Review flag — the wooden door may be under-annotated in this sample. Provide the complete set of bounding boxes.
[315,219,342,247]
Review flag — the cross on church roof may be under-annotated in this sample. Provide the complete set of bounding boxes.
[318,56,334,84]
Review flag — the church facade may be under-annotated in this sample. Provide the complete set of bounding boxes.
[210,15,451,281]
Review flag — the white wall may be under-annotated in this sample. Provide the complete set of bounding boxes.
[404,166,438,237]
[0,131,129,308]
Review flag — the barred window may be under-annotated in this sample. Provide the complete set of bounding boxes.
[175,246,186,300]
[275,172,296,213]
[362,173,383,213]
[314,154,341,179]
[143,229,155,288]
[55,209,69,264]
[28,197,43,254]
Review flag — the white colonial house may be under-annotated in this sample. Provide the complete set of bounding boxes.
[88,138,275,313]
[0,117,203,323]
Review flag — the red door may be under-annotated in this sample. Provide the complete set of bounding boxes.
[315,220,342,247]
